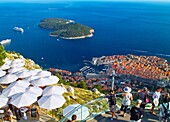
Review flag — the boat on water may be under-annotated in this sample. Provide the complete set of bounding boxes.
[13,27,24,33]
[0,39,11,45]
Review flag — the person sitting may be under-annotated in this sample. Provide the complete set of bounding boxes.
[130,99,143,122]
[20,107,28,120]
[7,108,13,122]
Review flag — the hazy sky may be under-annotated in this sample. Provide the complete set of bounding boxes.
[1,0,170,2]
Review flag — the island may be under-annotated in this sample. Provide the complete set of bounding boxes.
[38,18,94,39]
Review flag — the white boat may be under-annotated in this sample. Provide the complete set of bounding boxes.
[0,39,11,45]
[13,27,24,33]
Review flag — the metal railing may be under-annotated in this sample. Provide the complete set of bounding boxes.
[59,91,161,122]
[59,97,109,122]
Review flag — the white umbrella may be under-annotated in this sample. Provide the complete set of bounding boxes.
[11,59,25,65]
[0,64,10,70]
[29,70,39,76]
[47,76,59,85]
[25,87,43,97]
[36,71,51,77]
[10,62,25,68]
[10,92,37,108]
[38,94,66,110]
[0,95,8,108]
[4,58,12,66]
[8,67,25,74]
[43,86,65,96]
[8,80,30,88]
[17,70,32,78]
[2,85,26,97]
[0,70,6,77]
[0,74,18,84]
[24,76,40,83]
[30,77,51,87]
[63,104,90,121]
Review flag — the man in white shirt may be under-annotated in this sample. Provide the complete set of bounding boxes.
[150,86,162,115]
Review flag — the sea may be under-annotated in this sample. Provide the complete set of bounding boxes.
[0,1,170,72]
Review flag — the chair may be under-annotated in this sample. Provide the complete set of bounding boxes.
[30,107,39,120]
[0,110,4,122]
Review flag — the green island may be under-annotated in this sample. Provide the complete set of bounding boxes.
[38,18,94,39]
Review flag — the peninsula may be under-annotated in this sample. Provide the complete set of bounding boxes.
[38,18,94,39]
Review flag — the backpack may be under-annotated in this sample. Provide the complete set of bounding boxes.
[131,107,141,121]
[109,94,116,105]
[162,103,170,119]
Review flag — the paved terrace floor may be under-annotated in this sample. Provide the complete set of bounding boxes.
[11,111,55,122]
[87,110,159,122]
[8,110,159,122]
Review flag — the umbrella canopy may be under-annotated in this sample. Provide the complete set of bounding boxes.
[24,76,40,83]
[0,64,10,70]
[0,70,6,78]
[36,71,51,77]
[10,59,25,67]
[25,87,43,97]
[38,94,66,110]
[63,104,90,121]
[0,95,8,108]
[30,77,51,87]
[0,74,18,84]
[10,92,37,108]
[2,85,26,97]
[47,76,59,85]
[4,58,12,66]
[29,70,39,76]
[16,70,32,78]
[8,67,25,74]
[43,86,65,96]
[10,62,25,68]
[8,80,30,88]
[11,59,25,64]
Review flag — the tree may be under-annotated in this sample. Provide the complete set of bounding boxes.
[56,73,70,85]
[94,85,102,92]
[78,81,87,89]
[0,45,6,66]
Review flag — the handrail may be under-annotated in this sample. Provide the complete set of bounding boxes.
[59,91,157,122]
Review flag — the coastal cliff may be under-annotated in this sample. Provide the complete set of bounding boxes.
[38,18,94,39]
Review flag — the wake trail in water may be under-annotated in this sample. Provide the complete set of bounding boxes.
[127,49,170,58]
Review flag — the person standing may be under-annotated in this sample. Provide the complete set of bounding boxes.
[14,107,22,121]
[138,87,150,111]
[120,87,133,117]
[130,99,143,122]
[108,90,118,120]
[150,86,162,114]
[158,96,170,122]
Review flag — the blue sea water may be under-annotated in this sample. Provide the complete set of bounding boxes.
[0,1,170,72]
